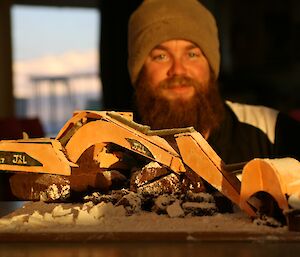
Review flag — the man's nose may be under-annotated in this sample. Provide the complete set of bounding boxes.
[167,58,187,77]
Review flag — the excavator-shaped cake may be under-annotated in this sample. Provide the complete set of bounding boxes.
[1,110,300,229]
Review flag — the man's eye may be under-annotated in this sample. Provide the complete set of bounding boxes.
[188,51,201,58]
[153,54,167,61]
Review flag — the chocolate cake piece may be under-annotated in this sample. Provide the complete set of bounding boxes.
[152,194,178,214]
[110,189,131,203]
[116,191,143,214]
[253,215,282,228]
[10,168,127,202]
[84,188,131,205]
[181,190,218,216]
[130,162,170,192]
[182,201,217,216]
[136,173,182,197]
[185,191,215,203]
[130,161,182,197]
[9,173,70,201]
[83,192,115,204]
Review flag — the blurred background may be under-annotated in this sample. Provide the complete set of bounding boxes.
[0,0,299,138]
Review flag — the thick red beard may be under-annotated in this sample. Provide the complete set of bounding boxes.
[134,72,225,136]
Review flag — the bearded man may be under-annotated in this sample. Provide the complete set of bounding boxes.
[127,0,300,164]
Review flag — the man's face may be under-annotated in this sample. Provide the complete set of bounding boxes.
[135,39,224,137]
[142,39,211,102]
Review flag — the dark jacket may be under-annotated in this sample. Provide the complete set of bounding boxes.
[208,101,300,164]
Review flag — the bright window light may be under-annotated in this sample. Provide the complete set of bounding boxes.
[11,5,101,136]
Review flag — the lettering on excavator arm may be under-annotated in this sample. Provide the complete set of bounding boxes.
[0,151,42,166]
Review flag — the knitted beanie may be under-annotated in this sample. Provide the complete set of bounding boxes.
[128,0,220,85]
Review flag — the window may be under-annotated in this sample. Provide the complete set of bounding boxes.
[11,5,101,136]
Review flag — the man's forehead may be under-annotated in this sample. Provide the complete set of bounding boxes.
[152,40,200,51]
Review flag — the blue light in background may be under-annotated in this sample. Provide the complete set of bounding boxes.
[11,5,100,61]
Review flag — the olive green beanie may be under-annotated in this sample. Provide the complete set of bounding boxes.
[128,0,220,85]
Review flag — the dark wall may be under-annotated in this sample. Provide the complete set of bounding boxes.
[218,0,300,113]
[100,0,142,111]
[100,0,300,114]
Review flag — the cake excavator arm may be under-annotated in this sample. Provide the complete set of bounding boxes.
[0,110,187,176]
[174,131,257,217]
